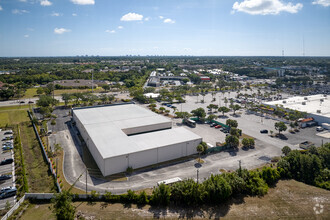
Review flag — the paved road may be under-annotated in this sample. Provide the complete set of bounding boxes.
[50,123,285,194]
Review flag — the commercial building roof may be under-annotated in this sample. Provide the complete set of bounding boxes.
[73,104,201,159]
[264,94,330,119]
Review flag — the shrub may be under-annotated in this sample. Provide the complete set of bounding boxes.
[137,191,149,205]
[150,183,171,206]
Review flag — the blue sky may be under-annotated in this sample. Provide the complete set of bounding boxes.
[0,0,330,56]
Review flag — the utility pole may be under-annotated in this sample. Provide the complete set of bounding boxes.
[197,169,199,184]
[92,72,94,93]
[86,168,88,194]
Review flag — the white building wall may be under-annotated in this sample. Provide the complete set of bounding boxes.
[104,155,127,176]
[73,112,105,175]
[128,149,158,169]
[158,143,184,163]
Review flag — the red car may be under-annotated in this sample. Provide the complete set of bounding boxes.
[215,125,222,128]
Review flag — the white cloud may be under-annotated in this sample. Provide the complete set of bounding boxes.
[70,0,95,5]
[164,18,175,24]
[40,0,52,6]
[24,34,29,38]
[54,28,71,34]
[51,12,60,16]
[105,30,116,34]
[19,0,27,2]
[232,0,303,15]
[159,16,164,19]
[144,17,150,21]
[120,12,143,21]
[0,6,2,11]
[312,0,330,7]
[117,26,123,29]
[12,9,29,14]
[72,13,77,16]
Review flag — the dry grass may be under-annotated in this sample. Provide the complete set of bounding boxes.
[19,180,330,219]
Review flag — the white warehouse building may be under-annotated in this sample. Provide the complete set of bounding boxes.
[264,94,330,124]
[72,103,202,176]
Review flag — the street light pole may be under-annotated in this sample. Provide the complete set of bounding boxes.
[197,169,199,184]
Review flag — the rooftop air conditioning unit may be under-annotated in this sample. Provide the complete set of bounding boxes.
[282,100,286,104]
[304,97,308,100]
[317,110,321,113]
[320,99,324,102]
[302,102,306,105]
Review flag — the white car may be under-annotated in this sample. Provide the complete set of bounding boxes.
[316,126,324,132]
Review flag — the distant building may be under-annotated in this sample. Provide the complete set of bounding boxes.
[200,76,210,82]
[264,94,330,124]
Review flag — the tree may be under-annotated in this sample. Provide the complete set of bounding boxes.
[248,138,255,148]
[99,94,108,103]
[102,84,111,92]
[242,138,250,149]
[51,190,75,220]
[36,87,44,95]
[159,107,165,113]
[218,106,230,117]
[230,127,240,138]
[191,108,206,120]
[37,95,58,107]
[207,114,217,122]
[282,146,291,156]
[275,121,287,135]
[225,135,239,149]
[151,183,171,206]
[226,119,238,128]
[62,93,72,106]
[230,104,241,115]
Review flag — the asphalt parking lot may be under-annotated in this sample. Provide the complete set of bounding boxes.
[0,130,15,209]
[47,90,328,194]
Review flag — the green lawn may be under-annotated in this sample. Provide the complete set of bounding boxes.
[0,106,30,127]
[20,121,57,193]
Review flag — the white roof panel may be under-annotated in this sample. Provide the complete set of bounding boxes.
[73,104,201,159]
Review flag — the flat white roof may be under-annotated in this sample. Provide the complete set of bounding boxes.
[73,104,201,159]
[264,94,330,118]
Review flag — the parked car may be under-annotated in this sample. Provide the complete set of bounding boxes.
[19,101,25,104]
[2,145,13,150]
[0,158,13,166]
[2,136,13,141]
[215,125,222,128]
[28,101,34,104]
[0,186,17,199]
[210,123,216,127]
[316,126,324,132]
[3,141,13,146]
[3,130,13,135]
[260,129,268,134]
[0,175,12,181]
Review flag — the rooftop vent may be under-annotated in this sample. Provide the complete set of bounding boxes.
[304,97,308,100]
[317,110,321,113]
[320,99,324,102]
[302,102,306,105]
[282,100,286,104]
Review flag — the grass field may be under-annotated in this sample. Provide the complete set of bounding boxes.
[0,105,30,127]
[19,180,330,219]
[20,121,57,193]
[22,87,104,99]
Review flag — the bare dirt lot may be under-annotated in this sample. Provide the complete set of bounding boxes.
[21,180,330,219]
